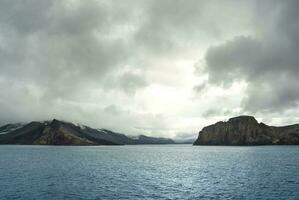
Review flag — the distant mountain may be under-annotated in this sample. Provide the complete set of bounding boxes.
[0,119,175,145]
[135,135,175,144]
[175,138,196,144]
[194,116,299,145]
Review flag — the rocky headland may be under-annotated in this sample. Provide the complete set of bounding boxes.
[194,116,299,145]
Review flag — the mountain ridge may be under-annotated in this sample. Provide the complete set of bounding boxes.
[0,119,175,145]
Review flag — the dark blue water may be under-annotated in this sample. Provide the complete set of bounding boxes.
[0,145,298,200]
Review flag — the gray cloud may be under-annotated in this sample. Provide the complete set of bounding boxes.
[1,0,298,136]
[0,0,142,100]
[201,0,299,113]
[0,0,151,127]
[202,108,233,118]
[135,0,254,54]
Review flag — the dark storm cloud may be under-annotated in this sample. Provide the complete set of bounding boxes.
[202,0,299,113]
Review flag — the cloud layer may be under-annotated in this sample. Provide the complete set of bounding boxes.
[0,0,298,137]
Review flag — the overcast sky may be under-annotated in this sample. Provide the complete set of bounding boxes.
[0,0,299,139]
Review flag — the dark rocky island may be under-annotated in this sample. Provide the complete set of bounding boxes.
[194,116,299,145]
[0,119,175,145]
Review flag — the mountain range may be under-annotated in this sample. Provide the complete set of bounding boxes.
[0,119,175,145]
[2,115,298,146]
[194,116,299,145]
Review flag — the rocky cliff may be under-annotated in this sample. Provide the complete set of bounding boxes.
[0,119,175,145]
[193,116,299,145]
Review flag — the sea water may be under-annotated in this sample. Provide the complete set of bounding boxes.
[0,145,298,200]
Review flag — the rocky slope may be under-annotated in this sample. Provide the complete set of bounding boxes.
[194,116,299,145]
[0,119,175,145]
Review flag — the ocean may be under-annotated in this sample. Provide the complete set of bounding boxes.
[0,145,298,200]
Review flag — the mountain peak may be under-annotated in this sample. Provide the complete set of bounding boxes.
[49,119,64,129]
[228,115,258,124]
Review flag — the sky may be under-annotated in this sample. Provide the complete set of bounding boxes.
[0,0,299,139]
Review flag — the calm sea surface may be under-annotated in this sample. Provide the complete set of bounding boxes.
[0,145,298,200]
